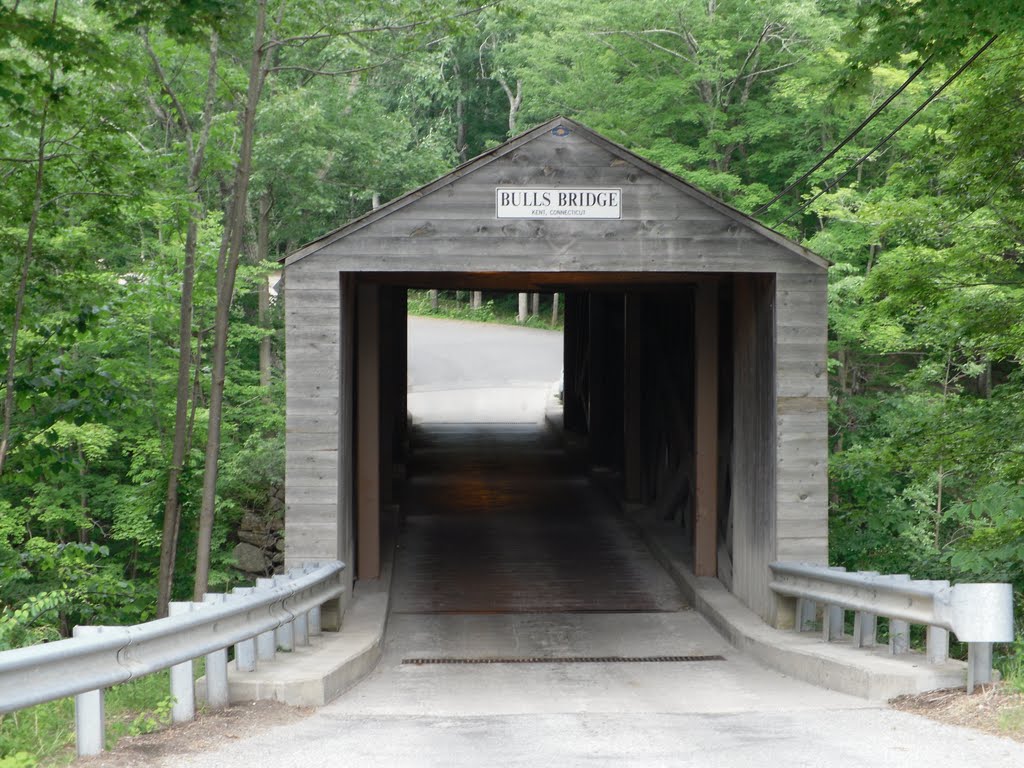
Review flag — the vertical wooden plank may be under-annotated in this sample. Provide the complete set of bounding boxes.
[587,293,609,466]
[730,275,780,623]
[378,287,394,508]
[397,289,408,457]
[333,272,355,625]
[694,281,719,577]
[562,292,586,433]
[623,293,645,503]
[356,282,381,579]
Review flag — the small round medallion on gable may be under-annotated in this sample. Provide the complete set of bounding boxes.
[551,125,571,137]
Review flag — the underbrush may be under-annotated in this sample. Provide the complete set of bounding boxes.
[0,671,179,766]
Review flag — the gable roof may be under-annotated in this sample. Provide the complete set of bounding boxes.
[284,116,827,271]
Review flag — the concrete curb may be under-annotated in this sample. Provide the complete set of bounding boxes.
[629,507,967,701]
[197,544,395,708]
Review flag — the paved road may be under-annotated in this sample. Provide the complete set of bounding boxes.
[406,315,562,424]
[407,315,562,392]
[164,606,1024,767]
[158,318,1024,766]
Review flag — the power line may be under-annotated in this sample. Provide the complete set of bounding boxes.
[754,54,934,216]
[773,35,999,228]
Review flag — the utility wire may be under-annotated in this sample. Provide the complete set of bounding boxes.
[754,54,934,216]
[774,35,999,228]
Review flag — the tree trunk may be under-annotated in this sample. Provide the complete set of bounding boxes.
[258,190,273,391]
[471,291,482,310]
[194,2,268,600]
[0,6,55,477]
[496,77,523,135]
[156,31,219,618]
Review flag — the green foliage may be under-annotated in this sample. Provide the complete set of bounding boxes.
[0,672,177,764]
[408,290,564,330]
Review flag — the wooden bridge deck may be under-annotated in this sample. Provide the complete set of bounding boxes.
[391,422,687,615]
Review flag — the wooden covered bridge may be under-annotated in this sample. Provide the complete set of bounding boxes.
[282,116,828,629]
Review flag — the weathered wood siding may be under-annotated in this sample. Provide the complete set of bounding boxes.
[287,130,825,278]
[283,119,828,626]
[731,275,777,621]
[775,272,829,566]
[284,264,353,608]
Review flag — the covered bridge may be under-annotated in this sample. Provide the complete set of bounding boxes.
[282,116,828,628]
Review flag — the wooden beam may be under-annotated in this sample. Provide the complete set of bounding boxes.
[623,294,646,503]
[355,282,381,579]
[562,292,586,433]
[694,281,719,577]
[359,271,725,292]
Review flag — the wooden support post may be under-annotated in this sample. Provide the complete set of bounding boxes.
[551,292,560,326]
[694,281,719,577]
[356,282,381,579]
[562,292,586,434]
[588,293,610,467]
[623,293,645,503]
[531,292,540,317]
[337,273,357,620]
[379,288,394,508]
[396,289,409,459]
[517,292,528,323]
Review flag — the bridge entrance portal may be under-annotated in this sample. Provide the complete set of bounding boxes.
[282,117,828,630]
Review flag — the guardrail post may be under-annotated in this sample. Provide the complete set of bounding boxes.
[822,567,846,642]
[168,602,196,723]
[294,610,309,647]
[887,575,911,655]
[888,618,910,655]
[302,563,323,637]
[273,575,295,651]
[255,577,278,660]
[919,579,949,663]
[231,587,257,671]
[309,602,322,636]
[823,605,844,642]
[967,642,993,693]
[287,568,309,647]
[854,612,877,647]
[796,598,816,633]
[72,626,105,757]
[202,594,230,709]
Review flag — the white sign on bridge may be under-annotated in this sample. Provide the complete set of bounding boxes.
[495,188,621,219]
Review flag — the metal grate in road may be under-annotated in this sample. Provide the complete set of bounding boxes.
[401,655,726,666]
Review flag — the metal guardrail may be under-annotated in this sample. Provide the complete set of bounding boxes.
[0,561,345,756]
[769,562,1014,692]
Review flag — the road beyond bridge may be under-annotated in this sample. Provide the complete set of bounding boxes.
[80,316,1024,767]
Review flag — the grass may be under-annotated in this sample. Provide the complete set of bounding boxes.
[1000,705,1024,735]
[0,667,198,767]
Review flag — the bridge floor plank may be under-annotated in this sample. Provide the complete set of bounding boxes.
[391,422,687,615]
